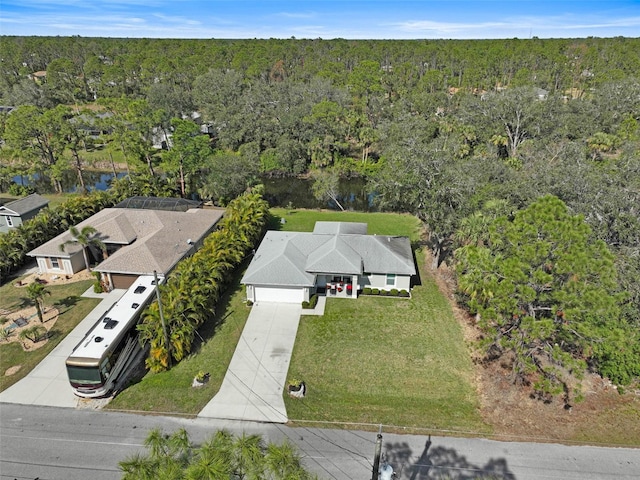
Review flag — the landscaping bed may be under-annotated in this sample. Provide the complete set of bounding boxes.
[0,275,99,392]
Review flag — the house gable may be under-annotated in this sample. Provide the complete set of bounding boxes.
[305,235,362,274]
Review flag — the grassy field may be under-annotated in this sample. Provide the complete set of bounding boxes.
[270,208,422,241]
[0,277,99,392]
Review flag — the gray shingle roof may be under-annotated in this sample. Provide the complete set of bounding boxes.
[241,222,415,287]
[0,194,49,216]
[115,196,202,212]
[305,235,362,274]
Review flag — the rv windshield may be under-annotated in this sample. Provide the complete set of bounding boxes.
[66,365,103,385]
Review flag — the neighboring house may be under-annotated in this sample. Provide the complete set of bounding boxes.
[0,194,49,233]
[241,221,416,304]
[28,198,225,289]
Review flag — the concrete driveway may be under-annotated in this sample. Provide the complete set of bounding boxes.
[0,288,126,407]
[198,302,305,423]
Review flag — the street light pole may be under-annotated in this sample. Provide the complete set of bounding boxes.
[371,425,383,480]
[153,270,170,368]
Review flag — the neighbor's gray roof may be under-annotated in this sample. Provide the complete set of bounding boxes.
[28,207,224,276]
[242,222,415,287]
[0,194,49,216]
[115,196,202,212]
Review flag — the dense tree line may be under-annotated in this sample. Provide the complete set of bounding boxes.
[138,189,270,372]
[1,36,639,395]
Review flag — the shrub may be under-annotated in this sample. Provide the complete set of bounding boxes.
[371,288,380,295]
[246,300,254,306]
[19,325,46,344]
[390,289,399,296]
[399,289,410,297]
[0,328,12,341]
[301,301,310,309]
[309,294,319,308]
[379,289,388,296]
[8,183,34,196]
[0,316,9,325]
[362,287,372,295]
[93,282,104,293]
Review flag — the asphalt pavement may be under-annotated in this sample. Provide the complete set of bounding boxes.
[1,403,639,480]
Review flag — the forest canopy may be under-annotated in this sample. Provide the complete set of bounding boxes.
[1,36,639,395]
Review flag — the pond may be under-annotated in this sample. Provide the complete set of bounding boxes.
[262,176,377,211]
[12,171,127,194]
[11,172,378,211]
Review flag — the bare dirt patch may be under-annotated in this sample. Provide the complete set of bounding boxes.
[424,250,640,445]
[14,270,93,288]
[1,305,60,351]
[4,365,22,376]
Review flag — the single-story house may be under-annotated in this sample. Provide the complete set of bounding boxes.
[0,194,49,233]
[241,221,416,304]
[28,199,224,289]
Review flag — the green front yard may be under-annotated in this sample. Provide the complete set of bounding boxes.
[284,248,488,433]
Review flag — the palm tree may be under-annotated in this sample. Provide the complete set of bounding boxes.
[59,225,106,272]
[25,282,51,323]
[120,428,317,479]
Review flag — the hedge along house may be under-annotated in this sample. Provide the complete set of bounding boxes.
[27,198,224,289]
[241,222,416,304]
[0,194,49,233]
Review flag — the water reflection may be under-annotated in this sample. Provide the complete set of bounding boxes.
[262,176,377,211]
[12,171,126,193]
[11,172,377,211]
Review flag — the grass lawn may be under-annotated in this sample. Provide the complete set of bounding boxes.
[276,210,487,432]
[0,278,99,392]
[270,208,422,242]
[284,248,489,434]
[106,263,251,415]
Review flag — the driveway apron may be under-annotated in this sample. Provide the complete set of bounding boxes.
[198,303,302,423]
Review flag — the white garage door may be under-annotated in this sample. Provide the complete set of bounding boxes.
[254,286,305,303]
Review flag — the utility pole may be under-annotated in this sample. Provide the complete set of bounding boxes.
[153,270,170,368]
[371,425,383,480]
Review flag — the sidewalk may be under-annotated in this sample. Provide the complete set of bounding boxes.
[198,302,304,423]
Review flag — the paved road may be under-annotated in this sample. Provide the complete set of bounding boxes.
[1,404,639,480]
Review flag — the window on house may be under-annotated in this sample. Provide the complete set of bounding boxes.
[386,274,396,286]
[51,257,60,269]
[6,216,14,227]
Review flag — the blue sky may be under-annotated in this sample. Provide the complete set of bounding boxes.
[1,1,639,39]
